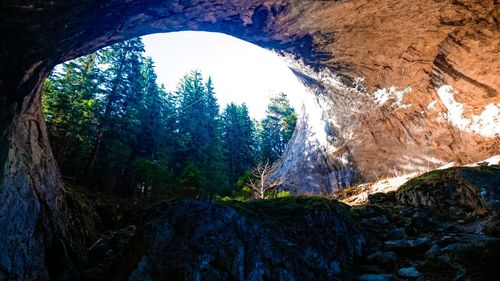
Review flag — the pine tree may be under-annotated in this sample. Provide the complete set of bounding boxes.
[43,53,102,178]
[221,103,256,188]
[43,42,261,199]
[259,92,297,162]
[174,71,229,196]
[131,58,177,195]
[84,38,146,191]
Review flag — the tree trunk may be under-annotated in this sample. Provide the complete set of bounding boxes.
[84,125,105,181]
[83,81,118,182]
[84,50,127,182]
[0,62,76,280]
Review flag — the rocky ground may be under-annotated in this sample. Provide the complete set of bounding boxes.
[65,165,499,281]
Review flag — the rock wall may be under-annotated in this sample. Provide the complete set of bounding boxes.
[273,0,499,192]
[0,67,77,280]
[1,0,498,192]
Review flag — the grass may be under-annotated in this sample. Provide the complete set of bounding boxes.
[221,196,351,222]
[397,168,454,192]
[397,165,500,195]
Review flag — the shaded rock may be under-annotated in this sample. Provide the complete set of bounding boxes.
[367,251,398,264]
[442,243,464,253]
[362,215,390,228]
[397,267,422,279]
[418,256,458,281]
[453,239,500,281]
[359,273,392,281]
[396,166,499,219]
[457,166,500,208]
[384,237,432,256]
[82,226,137,281]
[98,197,365,280]
[368,192,397,205]
[405,210,435,236]
[424,244,440,258]
[438,235,458,247]
[387,228,406,240]
[482,210,500,238]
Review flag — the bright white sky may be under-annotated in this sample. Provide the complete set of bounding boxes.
[142,31,307,120]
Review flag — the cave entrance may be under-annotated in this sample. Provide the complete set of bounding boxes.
[0,3,337,278]
[44,31,307,199]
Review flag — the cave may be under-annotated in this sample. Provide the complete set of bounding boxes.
[0,0,499,280]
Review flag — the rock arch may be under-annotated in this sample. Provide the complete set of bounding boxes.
[0,0,498,279]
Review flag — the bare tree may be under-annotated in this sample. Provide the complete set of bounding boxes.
[248,160,284,199]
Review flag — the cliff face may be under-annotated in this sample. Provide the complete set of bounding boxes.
[272,0,499,193]
[0,0,499,278]
[1,0,498,192]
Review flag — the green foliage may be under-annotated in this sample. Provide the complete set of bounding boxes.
[179,162,204,189]
[398,168,453,192]
[221,103,256,187]
[258,92,297,162]
[236,170,256,190]
[174,70,230,196]
[217,189,289,202]
[221,196,350,224]
[43,38,173,195]
[42,53,103,177]
[276,190,291,198]
[132,158,175,194]
[42,39,298,200]
[220,170,291,202]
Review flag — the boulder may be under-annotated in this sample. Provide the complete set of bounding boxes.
[397,267,422,279]
[482,210,500,238]
[418,256,458,280]
[384,237,432,256]
[359,273,392,281]
[396,166,500,219]
[387,228,406,240]
[368,192,397,205]
[367,251,398,264]
[87,197,365,280]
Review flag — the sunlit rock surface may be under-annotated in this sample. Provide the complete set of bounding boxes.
[276,0,499,192]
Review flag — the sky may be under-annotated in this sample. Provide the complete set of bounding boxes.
[142,31,307,120]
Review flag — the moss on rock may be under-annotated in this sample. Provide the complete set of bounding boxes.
[98,197,366,280]
[395,166,500,220]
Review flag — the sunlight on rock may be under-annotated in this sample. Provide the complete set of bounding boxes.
[372,86,412,109]
[437,85,500,137]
